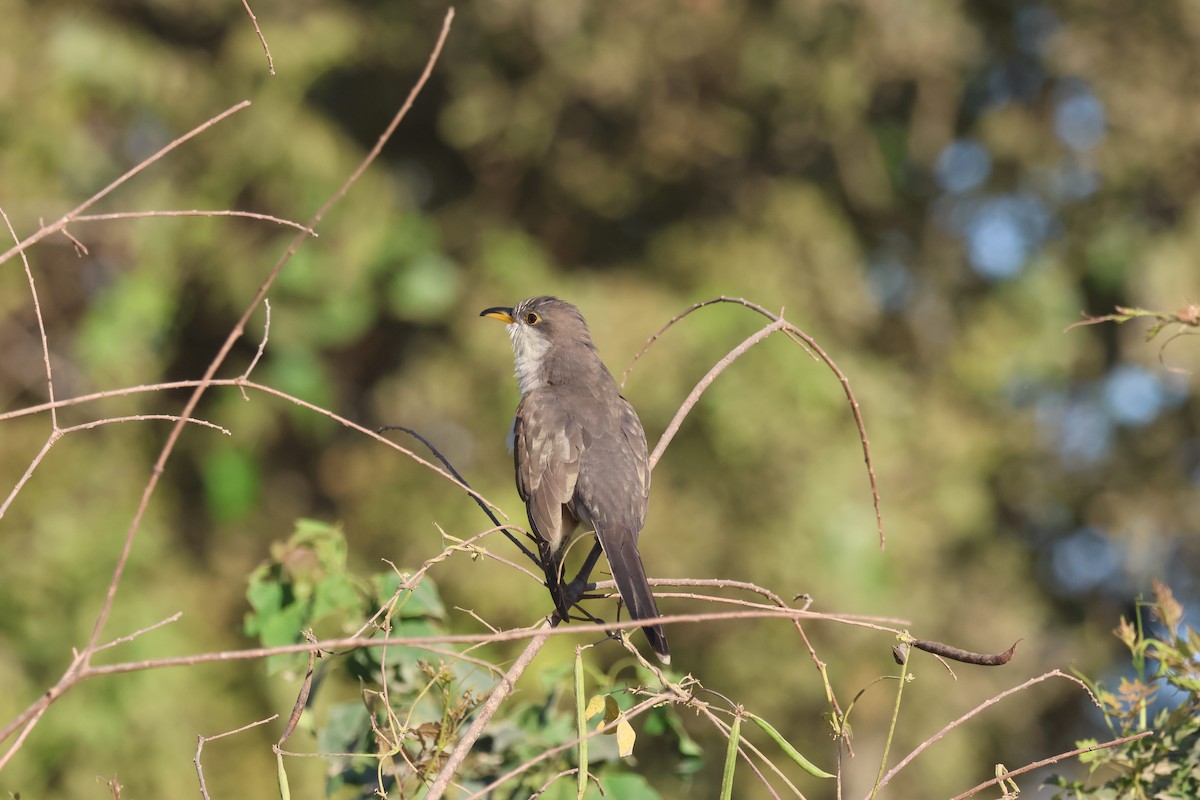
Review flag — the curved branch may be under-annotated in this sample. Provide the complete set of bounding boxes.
[631,296,884,548]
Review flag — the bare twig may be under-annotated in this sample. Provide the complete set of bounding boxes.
[649,319,788,470]
[64,415,231,436]
[92,612,183,654]
[870,669,1097,796]
[0,8,457,766]
[629,296,884,548]
[66,607,900,679]
[530,767,602,799]
[238,0,275,75]
[0,436,55,522]
[1,206,57,431]
[59,224,88,255]
[0,415,228,522]
[72,210,314,235]
[85,4,453,656]
[0,377,506,518]
[949,730,1154,800]
[0,101,252,266]
[195,715,279,800]
[239,298,271,395]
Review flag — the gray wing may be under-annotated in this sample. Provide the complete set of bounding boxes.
[618,396,651,533]
[514,391,583,552]
[573,395,650,535]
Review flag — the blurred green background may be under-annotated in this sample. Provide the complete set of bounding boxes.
[1,0,1198,797]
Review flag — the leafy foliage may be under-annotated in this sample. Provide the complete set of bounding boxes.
[1049,582,1200,799]
[244,520,698,798]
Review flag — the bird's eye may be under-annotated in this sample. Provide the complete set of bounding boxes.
[525,311,541,325]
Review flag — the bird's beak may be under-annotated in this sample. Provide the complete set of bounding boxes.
[480,306,515,324]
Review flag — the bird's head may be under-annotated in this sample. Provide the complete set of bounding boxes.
[480,296,599,394]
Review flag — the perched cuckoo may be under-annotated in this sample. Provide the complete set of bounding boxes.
[481,296,670,664]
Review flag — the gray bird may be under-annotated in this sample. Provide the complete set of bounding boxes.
[481,296,670,664]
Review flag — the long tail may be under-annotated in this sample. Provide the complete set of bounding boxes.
[600,527,671,664]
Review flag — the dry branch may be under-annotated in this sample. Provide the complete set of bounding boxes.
[0,7,457,771]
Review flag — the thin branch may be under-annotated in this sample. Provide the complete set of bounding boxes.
[0,101,252,266]
[238,0,275,75]
[0,10,457,766]
[59,224,88,255]
[649,319,787,470]
[0,377,507,518]
[631,296,884,548]
[530,767,601,799]
[0,415,229,523]
[239,298,271,394]
[195,715,279,800]
[870,669,1096,796]
[0,707,49,773]
[62,415,232,437]
[434,525,543,582]
[0,380,220,422]
[72,210,314,235]
[92,612,183,654]
[0,434,56,521]
[0,206,57,431]
[85,5,453,654]
[74,607,898,677]
[949,731,1154,800]
[0,650,88,770]
[4,606,866,756]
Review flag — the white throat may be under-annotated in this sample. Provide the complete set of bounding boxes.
[507,322,551,395]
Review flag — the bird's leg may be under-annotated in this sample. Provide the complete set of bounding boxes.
[562,540,605,607]
[537,538,573,620]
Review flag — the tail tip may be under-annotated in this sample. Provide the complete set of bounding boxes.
[649,630,671,665]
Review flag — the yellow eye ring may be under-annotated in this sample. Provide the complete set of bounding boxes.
[525,311,541,325]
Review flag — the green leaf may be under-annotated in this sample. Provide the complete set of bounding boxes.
[295,519,347,567]
[312,572,361,620]
[256,602,309,648]
[318,702,371,753]
[246,570,284,615]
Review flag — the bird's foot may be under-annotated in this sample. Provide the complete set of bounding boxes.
[562,578,597,607]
